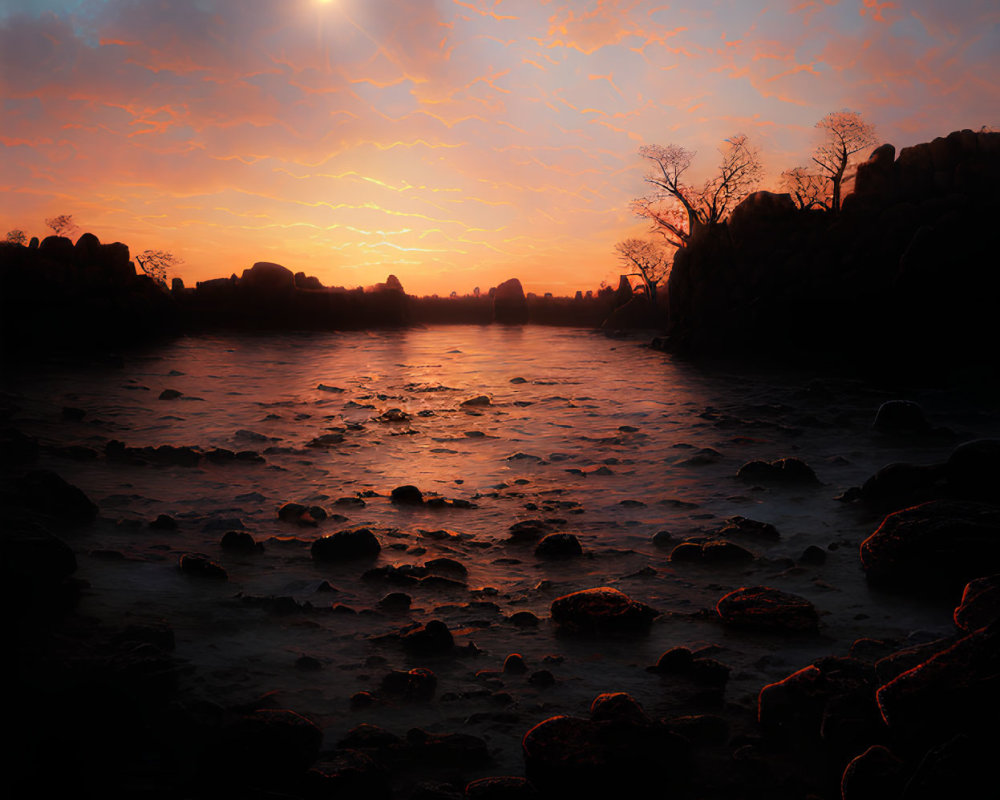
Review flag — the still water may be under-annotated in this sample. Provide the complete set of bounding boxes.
[6,326,991,772]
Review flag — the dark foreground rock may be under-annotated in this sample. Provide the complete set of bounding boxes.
[311,527,381,560]
[549,587,658,634]
[859,500,1000,595]
[716,586,819,633]
[522,697,690,795]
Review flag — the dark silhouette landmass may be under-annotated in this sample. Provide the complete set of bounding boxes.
[662,128,1000,365]
[2,128,997,367]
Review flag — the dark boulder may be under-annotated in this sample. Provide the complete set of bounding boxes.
[859,462,947,510]
[208,708,322,785]
[550,587,658,634]
[380,667,437,700]
[873,400,929,433]
[303,749,391,800]
[402,620,454,654]
[716,586,818,633]
[220,530,262,553]
[311,528,381,561]
[588,692,651,726]
[840,745,905,800]
[534,532,583,558]
[493,278,527,324]
[522,712,689,796]
[946,439,1000,499]
[14,469,97,524]
[737,457,820,486]
[239,261,295,291]
[859,500,1000,595]
[391,484,424,505]
[179,553,227,579]
[718,515,780,540]
[876,623,1000,747]
[954,574,1000,632]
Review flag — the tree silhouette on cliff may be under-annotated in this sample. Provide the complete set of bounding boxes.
[812,111,878,213]
[632,134,763,247]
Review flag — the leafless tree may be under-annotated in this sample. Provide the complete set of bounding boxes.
[632,134,763,247]
[780,167,830,211]
[812,111,878,213]
[5,229,27,245]
[614,237,672,305]
[44,214,79,238]
[135,249,181,288]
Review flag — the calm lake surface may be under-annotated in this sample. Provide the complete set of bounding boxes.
[6,325,996,774]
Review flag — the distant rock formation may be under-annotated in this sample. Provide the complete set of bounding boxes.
[0,232,176,356]
[492,277,527,324]
[663,128,1000,368]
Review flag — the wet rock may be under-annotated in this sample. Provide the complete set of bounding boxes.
[669,541,703,562]
[873,400,929,433]
[859,500,1000,595]
[13,469,97,524]
[651,530,673,547]
[589,692,651,725]
[377,408,410,423]
[946,438,1000,499]
[350,691,376,710]
[758,657,879,750]
[311,527,381,561]
[737,457,820,486]
[716,586,819,633]
[799,545,827,565]
[876,623,1000,746]
[220,530,262,552]
[718,515,780,540]
[503,653,528,674]
[277,502,327,526]
[364,564,426,585]
[461,395,492,407]
[149,513,177,531]
[377,592,412,612]
[178,553,227,579]
[391,484,424,505]
[158,389,183,400]
[550,587,658,634]
[338,723,402,750]
[424,556,468,577]
[534,532,583,558]
[303,749,391,800]
[508,519,551,542]
[648,648,730,686]
[464,776,539,799]
[61,406,86,421]
[508,611,540,628]
[205,708,322,785]
[528,670,555,687]
[663,714,730,746]
[672,540,754,564]
[402,620,454,654]
[381,667,437,700]
[954,574,1000,632]
[307,432,344,447]
[840,745,905,800]
[522,712,689,795]
[859,462,947,511]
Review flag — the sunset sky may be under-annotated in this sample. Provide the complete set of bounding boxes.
[1,0,997,296]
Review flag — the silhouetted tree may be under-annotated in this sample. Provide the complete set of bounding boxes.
[614,237,672,306]
[780,167,830,211]
[135,249,181,288]
[44,214,78,237]
[5,229,27,245]
[812,110,877,212]
[632,134,763,247]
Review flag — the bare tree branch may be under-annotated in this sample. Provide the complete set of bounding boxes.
[633,134,762,246]
[813,111,878,212]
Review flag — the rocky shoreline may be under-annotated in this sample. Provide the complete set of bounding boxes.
[5,392,998,799]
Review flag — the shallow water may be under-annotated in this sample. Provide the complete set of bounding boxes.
[6,326,997,777]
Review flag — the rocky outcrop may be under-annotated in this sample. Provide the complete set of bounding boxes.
[663,129,1000,367]
[492,278,527,324]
